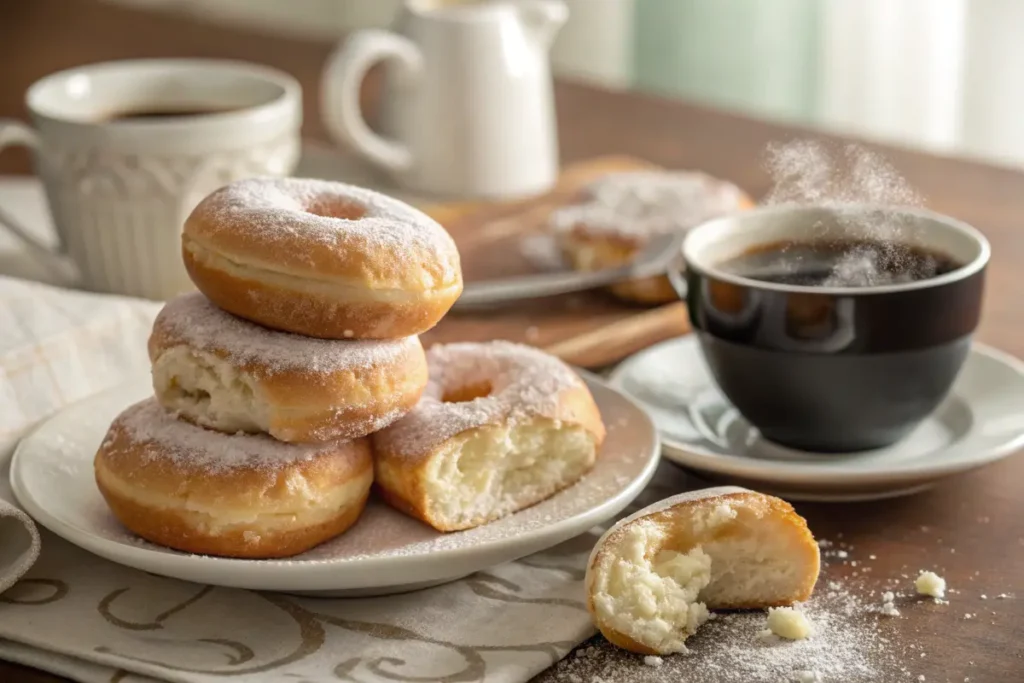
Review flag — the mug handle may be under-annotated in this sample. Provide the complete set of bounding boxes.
[0,120,76,283]
[321,30,422,173]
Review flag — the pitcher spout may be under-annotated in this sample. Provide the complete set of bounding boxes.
[516,0,568,48]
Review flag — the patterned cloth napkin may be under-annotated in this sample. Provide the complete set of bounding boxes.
[0,274,689,683]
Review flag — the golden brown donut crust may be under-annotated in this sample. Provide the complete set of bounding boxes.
[97,481,369,559]
[95,400,374,558]
[555,173,754,305]
[560,234,680,304]
[182,178,463,339]
[585,488,820,654]
[149,294,428,443]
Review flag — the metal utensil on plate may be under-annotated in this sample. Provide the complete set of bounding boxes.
[453,231,687,309]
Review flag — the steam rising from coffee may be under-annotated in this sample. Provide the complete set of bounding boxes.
[762,140,924,208]
[728,140,949,287]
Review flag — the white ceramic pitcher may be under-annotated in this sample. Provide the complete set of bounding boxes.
[321,0,567,199]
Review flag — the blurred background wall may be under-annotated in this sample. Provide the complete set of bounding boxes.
[104,0,1024,169]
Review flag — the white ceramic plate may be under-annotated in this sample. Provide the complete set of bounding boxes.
[10,373,658,596]
[609,335,1024,502]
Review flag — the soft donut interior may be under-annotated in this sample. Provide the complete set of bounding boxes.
[588,496,819,654]
[152,347,267,434]
[420,417,598,530]
[591,521,712,654]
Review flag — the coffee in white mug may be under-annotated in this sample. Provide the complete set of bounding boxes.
[0,59,302,300]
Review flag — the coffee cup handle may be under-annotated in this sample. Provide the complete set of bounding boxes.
[321,30,422,173]
[0,120,77,284]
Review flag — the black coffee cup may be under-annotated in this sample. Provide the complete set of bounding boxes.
[670,204,989,452]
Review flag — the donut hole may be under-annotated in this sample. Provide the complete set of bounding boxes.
[442,381,493,404]
[305,196,367,221]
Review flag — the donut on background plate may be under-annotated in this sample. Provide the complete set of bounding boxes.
[94,399,373,558]
[550,170,754,304]
[149,293,427,443]
[373,341,606,532]
[182,177,463,339]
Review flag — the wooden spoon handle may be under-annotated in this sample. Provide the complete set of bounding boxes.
[544,301,691,369]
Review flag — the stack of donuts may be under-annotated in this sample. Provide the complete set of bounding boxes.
[94,177,605,559]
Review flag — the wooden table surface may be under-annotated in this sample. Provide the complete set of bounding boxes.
[0,2,1021,682]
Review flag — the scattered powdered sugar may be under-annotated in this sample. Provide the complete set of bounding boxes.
[551,582,921,683]
[548,170,749,243]
[758,140,940,288]
[154,293,420,376]
[374,341,586,458]
[187,176,459,281]
[106,399,344,472]
[879,601,901,617]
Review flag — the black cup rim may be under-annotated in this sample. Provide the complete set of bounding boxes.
[681,203,991,296]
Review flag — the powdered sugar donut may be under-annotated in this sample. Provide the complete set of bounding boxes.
[550,171,753,304]
[94,399,373,558]
[373,341,605,532]
[182,177,463,339]
[585,487,819,655]
[149,293,427,443]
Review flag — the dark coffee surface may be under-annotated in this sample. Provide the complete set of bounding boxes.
[718,238,962,287]
[102,106,240,121]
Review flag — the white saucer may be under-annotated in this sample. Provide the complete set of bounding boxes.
[10,373,659,596]
[609,335,1024,501]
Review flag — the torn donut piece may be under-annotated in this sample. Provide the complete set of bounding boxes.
[585,487,820,655]
[372,341,605,531]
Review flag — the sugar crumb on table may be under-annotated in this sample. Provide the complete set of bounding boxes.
[551,580,926,683]
[915,571,946,599]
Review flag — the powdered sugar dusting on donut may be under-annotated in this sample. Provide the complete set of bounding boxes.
[108,399,344,472]
[188,177,460,280]
[549,170,749,242]
[154,293,419,376]
[374,341,584,457]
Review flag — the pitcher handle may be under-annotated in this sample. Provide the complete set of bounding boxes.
[321,30,422,173]
[0,120,77,283]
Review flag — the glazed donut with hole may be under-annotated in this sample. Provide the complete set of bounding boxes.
[373,341,606,532]
[550,170,754,304]
[182,177,463,339]
[150,293,427,443]
[94,399,373,558]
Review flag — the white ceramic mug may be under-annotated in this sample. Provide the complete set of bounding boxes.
[321,0,567,200]
[0,59,302,300]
